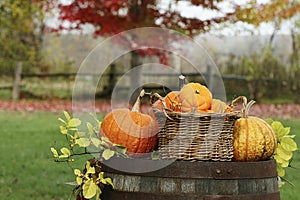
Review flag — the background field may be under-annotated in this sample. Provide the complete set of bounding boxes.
[0,110,299,199]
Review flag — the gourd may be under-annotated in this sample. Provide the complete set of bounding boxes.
[233,97,277,161]
[164,91,181,112]
[100,90,158,154]
[179,82,212,112]
[212,99,233,113]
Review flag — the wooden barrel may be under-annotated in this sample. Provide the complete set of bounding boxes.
[101,158,279,200]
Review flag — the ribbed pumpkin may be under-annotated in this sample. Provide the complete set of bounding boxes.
[179,82,212,112]
[152,99,163,111]
[233,97,277,161]
[164,91,181,112]
[212,99,233,113]
[100,90,158,154]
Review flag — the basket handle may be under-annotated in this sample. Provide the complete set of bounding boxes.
[229,96,255,117]
[150,92,173,120]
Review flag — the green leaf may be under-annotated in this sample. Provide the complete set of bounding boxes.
[101,136,112,145]
[87,122,94,136]
[89,112,101,125]
[151,151,161,160]
[59,126,68,134]
[82,179,98,199]
[75,138,91,147]
[95,187,102,200]
[281,137,298,152]
[273,154,285,164]
[68,118,81,127]
[63,111,71,121]
[98,172,104,180]
[76,177,83,186]
[272,121,290,139]
[102,177,114,188]
[60,147,71,157]
[102,149,115,160]
[276,144,293,161]
[86,166,95,174]
[58,117,67,125]
[286,134,296,139]
[50,147,59,158]
[277,164,285,177]
[91,137,102,147]
[85,161,95,174]
[274,154,289,168]
[101,136,113,148]
[77,132,87,137]
[74,169,81,176]
[264,118,273,125]
[113,144,127,155]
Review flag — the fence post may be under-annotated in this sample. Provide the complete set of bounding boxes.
[206,65,213,91]
[12,62,23,100]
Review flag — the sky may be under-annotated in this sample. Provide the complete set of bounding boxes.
[159,0,296,35]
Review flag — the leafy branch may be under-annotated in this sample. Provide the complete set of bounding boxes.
[50,111,127,199]
[269,120,298,187]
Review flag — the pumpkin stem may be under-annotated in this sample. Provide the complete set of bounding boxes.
[151,92,173,120]
[244,100,256,118]
[132,89,145,112]
[179,75,186,90]
[230,96,255,118]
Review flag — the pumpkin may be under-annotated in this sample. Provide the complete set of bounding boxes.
[179,82,212,112]
[212,99,233,113]
[152,99,163,111]
[233,97,277,161]
[152,91,181,112]
[164,91,181,112]
[100,90,158,154]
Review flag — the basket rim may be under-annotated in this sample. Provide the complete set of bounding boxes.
[153,108,241,118]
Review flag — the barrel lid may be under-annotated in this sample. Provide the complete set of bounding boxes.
[102,158,277,179]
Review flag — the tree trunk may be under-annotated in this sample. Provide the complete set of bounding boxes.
[290,28,300,102]
[12,62,23,100]
[129,51,143,104]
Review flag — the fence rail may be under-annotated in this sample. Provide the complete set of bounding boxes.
[0,70,278,101]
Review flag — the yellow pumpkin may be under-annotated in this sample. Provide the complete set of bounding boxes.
[179,82,212,112]
[233,98,277,161]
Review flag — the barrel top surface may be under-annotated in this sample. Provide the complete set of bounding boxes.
[102,157,277,179]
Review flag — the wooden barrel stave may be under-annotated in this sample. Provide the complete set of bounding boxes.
[101,158,280,200]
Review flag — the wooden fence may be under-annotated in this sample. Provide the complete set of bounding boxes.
[0,65,250,100]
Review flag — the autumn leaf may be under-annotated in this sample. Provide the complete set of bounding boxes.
[82,179,98,199]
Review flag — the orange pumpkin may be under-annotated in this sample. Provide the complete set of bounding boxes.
[233,97,277,161]
[152,99,163,111]
[164,91,181,112]
[100,90,158,154]
[179,82,212,112]
[212,99,233,113]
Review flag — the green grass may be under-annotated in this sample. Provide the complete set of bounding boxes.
[0,111,300,199]
[278,119,300,200]
[0,111,92,200]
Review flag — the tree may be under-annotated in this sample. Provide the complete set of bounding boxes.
[0,0,45,74]
[43,0,300,100]
[43,0,300,44]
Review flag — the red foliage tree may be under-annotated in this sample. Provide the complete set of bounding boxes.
[42,0,300,100]
[43,0,238,61]
[42,0,300,60]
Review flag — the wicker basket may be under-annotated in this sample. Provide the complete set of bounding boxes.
[154,110,240,161]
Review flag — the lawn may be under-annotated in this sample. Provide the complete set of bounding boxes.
[0,110,299,199]
[0,111,92,200]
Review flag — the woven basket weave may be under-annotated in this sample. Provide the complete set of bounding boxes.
[154,110,240,161]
